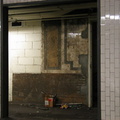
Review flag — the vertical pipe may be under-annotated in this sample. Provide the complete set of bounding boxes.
[88,21,92,108]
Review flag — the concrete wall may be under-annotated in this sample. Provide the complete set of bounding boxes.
[100,0,120,120]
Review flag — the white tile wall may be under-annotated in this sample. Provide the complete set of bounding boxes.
[26,34,41,41]
[33,42,41,49]
[25,50,41,57]
[12,65,26,73]
[9,21,42,101]
[18,58,33,65]
[34,58,41,65]
[101,0,120,120]
[25,66,41,73]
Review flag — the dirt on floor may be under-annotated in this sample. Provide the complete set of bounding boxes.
[1,103,98,120]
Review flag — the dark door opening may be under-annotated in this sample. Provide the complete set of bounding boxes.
[91,21,97,107]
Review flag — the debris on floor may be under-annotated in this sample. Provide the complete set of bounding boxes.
[68,103,82,109]
[60,104,68,109]
[59,103,87,110]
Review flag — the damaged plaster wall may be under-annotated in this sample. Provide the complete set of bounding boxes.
[9,19,89,104]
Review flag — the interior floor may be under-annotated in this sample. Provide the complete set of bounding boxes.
[8,103,97,120]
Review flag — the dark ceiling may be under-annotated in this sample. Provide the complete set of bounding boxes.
[8,0,97,22]
[7,0,97,9]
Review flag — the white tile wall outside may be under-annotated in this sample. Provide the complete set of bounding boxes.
[101,0,120,119]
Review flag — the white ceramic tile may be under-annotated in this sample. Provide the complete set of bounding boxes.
[105,40,110,49]
[110,92,115,101]
[115,59,119,68]
[101,92,106,101]
[106,59,110,68]
[110,63,115,72]
[110,0,114,5]
[101,63,106,73]
[110,82,115,93]
[115,68,119,77]
[115,97,120,107]
[101,54,105,64]
[110,43,115,53]
[105,1,110,11]
[101,45,105,54]
[101,82,106,91]
[101,110,106,120]
[115,107,120,116]
[105,49,110,58]
[18,58,33,65]
[101,101,106,110]
[115,78,119,88]
[105,68,110,78]
[111,111,115,120]
[115,88,119,97]
[106,106,110,116]
[116,117,120,120]
[106,87,110,96]
[110,101,115,110]
[106,78,110,87]
[110,53,115,63]
[115,48,120,58]
[110,5,115,15]
[25,65,41,73]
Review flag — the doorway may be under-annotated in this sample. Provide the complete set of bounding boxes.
[2,0,100,119]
